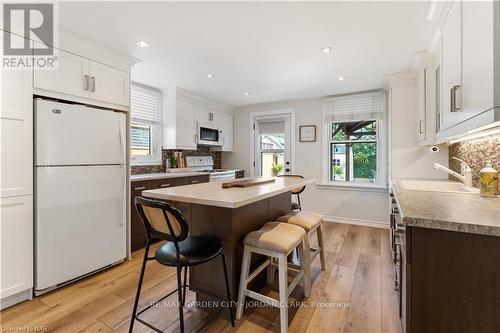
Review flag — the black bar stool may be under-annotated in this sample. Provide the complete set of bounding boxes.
[278,174,305,211]
[129,196,234,333]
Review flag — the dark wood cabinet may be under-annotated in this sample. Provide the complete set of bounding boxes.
[130,174,209,251]
[235,170,244,179]
[402,226,500,333]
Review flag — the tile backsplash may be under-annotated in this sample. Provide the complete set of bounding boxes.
[131,147,221,175]
[448,133,500,187]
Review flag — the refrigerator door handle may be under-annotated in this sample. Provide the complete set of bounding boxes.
[118,165,125,226]
[118,117,125,164]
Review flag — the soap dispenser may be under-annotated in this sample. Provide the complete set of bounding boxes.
[480,161,498,197]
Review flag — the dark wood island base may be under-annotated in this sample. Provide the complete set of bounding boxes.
[165,191,292,304]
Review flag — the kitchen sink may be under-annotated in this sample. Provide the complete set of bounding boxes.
[398,180,479,194]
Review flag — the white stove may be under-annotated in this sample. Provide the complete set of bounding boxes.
[185,156,236,181]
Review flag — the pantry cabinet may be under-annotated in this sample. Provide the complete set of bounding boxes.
[0,196,33,301]
[0,33,34,307]
[34,49,130,108]
[0,62,33,198]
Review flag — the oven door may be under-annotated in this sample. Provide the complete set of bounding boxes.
[197,123,221,146]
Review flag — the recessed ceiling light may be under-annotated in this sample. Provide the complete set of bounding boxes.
[136,40,149,48]
[206,73,215,79]
[321,46,334,54]
[338,76,346,81]
[242,91,251,95]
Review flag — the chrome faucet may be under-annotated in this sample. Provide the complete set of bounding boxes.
[433,157,473,187]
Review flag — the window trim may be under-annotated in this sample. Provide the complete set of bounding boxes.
[321,93,387,189]
[130,83,162,166]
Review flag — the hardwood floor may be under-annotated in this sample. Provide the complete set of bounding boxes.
[0,224,401,333]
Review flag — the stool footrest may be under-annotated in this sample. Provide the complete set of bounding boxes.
[246,290,280,307]
[287,271,304,297]
[246,259,270,284]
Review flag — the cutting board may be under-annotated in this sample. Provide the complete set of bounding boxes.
[222,177,275,189]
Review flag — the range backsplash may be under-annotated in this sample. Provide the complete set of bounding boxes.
[131,147,222,175]
[448,133,500,187]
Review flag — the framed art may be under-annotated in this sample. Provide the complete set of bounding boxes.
[299,125,316,142]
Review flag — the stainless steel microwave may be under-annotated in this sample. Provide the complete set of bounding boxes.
[197,122,222,146]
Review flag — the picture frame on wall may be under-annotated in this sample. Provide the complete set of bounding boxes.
[299,125,316,142]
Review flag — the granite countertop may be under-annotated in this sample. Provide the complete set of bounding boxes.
[392,181,500,237]
[143,177,316,208]
[131,171,209,182]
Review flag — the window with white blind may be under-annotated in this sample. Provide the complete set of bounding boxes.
[130,83,162,165]
[321,91,387,188]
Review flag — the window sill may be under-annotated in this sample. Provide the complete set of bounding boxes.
[316,182,388,192]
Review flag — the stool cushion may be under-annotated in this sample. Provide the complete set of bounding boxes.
[276,211,323,231]
[244,222,306,254]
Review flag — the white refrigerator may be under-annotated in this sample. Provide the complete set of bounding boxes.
[35,99,127,294]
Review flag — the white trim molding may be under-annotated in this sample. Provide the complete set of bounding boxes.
[323,215,389,229]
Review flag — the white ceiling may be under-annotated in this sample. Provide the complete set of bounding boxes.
[60,1,439,107]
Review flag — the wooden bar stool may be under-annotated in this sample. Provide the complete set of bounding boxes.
[236,222,311,333]
[129,197,234,333]
[277,211,326,271]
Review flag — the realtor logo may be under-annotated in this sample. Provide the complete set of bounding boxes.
[2,2,58,69]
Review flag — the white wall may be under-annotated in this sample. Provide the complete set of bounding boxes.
[223,98,390,227]
[388,77,449,179]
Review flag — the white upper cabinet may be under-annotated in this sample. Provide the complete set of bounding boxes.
[34,48,90,99]
[439,0,461,131]
[461,0,495,120]
[163,88,234,151]
[219,112,234,151]
[89,61,130,106]
[33,30,136,110]
[162,89,197,150]
[34,53,130,109]
[434,0,499,141]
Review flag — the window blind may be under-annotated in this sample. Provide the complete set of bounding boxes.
[324,91,385,122]
[131,83,161,123]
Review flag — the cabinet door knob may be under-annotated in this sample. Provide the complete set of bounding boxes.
[133,186,146,191]
[190,180,199,184]
[160,184,171,188]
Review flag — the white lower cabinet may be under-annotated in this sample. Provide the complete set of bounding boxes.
[0,195,33,301]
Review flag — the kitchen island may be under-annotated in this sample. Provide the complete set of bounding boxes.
[142,177,315,303]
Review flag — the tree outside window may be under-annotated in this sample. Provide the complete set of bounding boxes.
[329,120,377,183]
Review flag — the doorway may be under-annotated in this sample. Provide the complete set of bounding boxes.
[251,110,295,177]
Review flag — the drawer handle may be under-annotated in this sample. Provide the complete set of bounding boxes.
[190,180,199,184]
[160,184,171,188]
[134,186,146,191]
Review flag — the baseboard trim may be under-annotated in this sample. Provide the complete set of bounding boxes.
[0,289,32,310]
[323,215,389,229]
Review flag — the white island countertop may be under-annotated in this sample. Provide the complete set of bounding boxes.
[142,177,316,208]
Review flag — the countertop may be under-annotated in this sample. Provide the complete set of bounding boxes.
[392,181,500,237]
[143,177,315,208]
[131,171,209,182]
